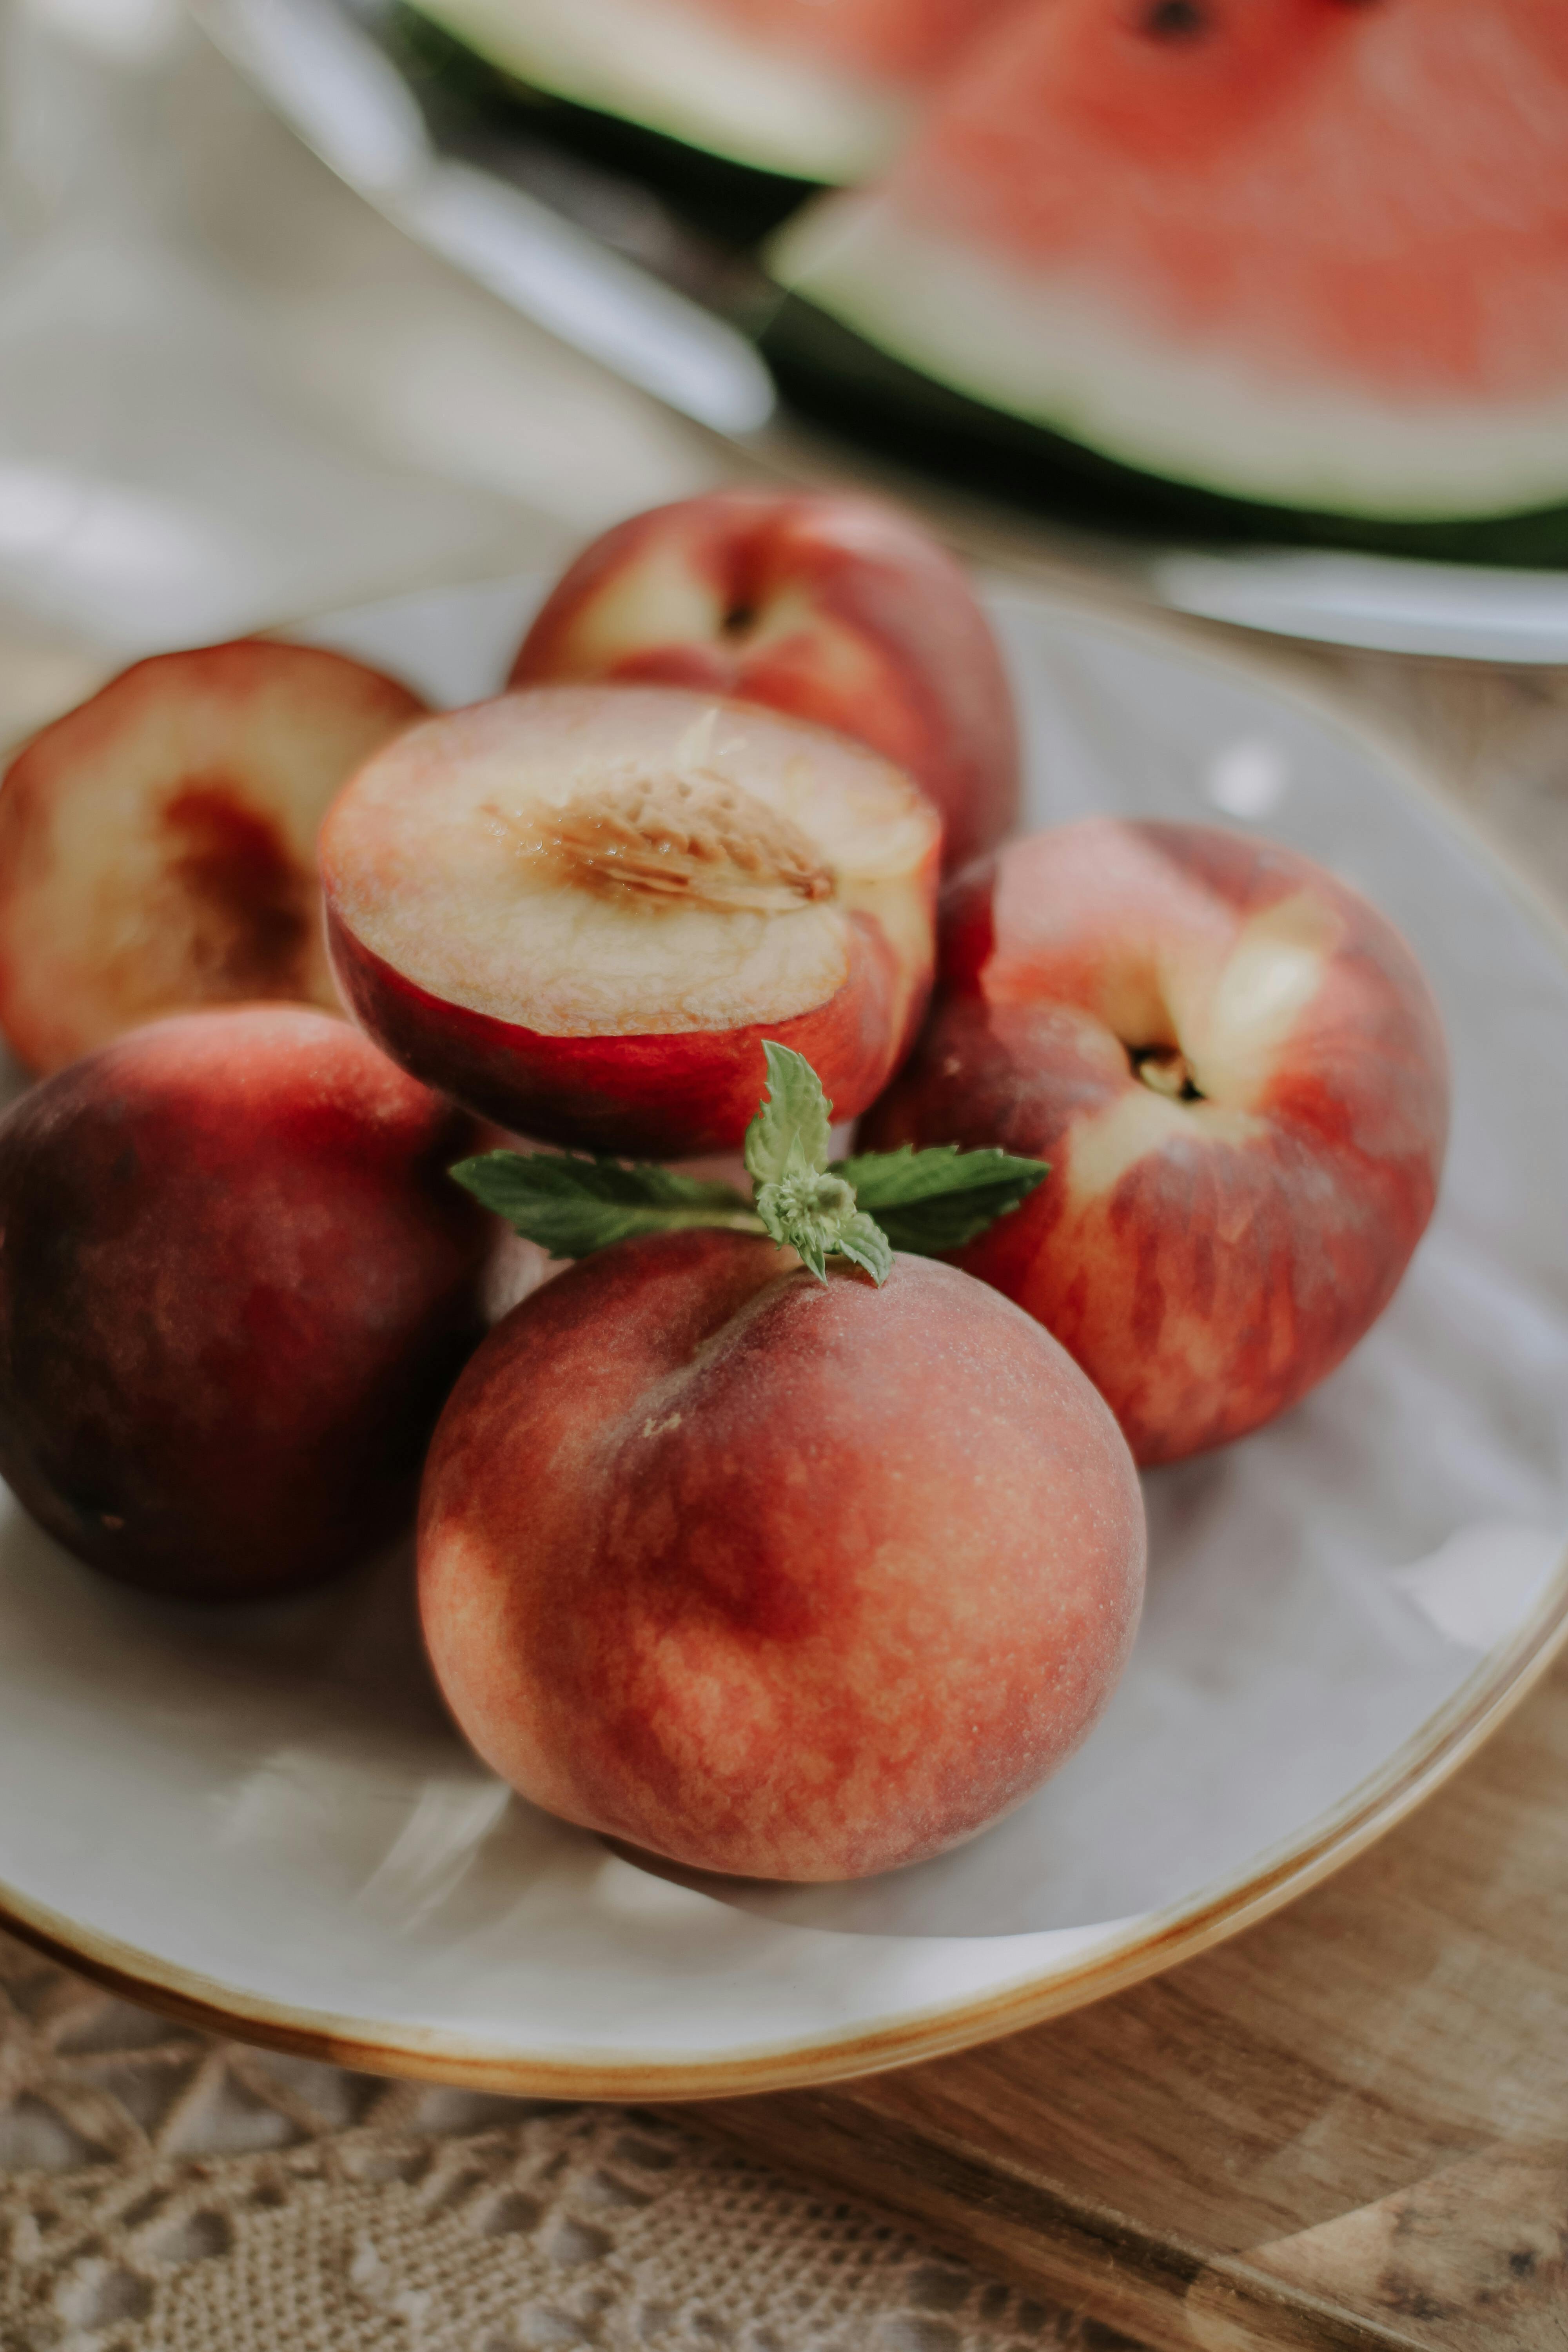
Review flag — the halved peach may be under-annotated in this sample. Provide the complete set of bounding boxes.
[320,684,940,1157]
[0,640,427,1074]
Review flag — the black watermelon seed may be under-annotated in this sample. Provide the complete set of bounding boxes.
[1142,0,1210,37]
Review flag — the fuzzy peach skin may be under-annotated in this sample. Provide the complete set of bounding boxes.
[326,913,913,1161]
[862,819,1450,1466]
[419,1230,1145,1882]
[0,639,426,1074]
[321,684,940,1158]
[509,490,1020,873]
[0,1006,492,1601]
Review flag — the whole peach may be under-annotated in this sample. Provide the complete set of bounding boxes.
[509,489,1020,873]
[863,819,1450,1464]
[0,1006,492,1599]
[419,1230,1145,1882]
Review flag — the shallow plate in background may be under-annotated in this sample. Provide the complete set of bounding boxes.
[1,583,1567,2094]
[192,0,1568,666]
[1151,547,1568,664]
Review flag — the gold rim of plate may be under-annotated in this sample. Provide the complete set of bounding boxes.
[0,1548,1563,2103]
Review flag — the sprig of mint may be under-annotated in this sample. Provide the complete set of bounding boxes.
[451,1044,1047,1286]
[744,1041,893,1284]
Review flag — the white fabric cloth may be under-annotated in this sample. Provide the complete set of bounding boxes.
[0,0,717,662]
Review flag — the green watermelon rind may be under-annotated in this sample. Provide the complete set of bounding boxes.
[399,0,904,189]
[759,292,1568,569]
[391,2,818,241]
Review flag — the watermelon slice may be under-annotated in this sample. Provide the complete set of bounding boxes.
[403,0,1020,193]
[766,0,1568,559]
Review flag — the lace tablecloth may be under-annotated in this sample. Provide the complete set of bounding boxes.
[0,1933,1114,2352]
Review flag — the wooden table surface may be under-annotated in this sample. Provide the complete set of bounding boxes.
[675,1641,1568,2350]
[666,649,1568,2352]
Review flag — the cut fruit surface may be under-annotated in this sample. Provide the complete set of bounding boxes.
[320,684,940,1156]
[681,0,1018,92]
[0,641,426,1075]
[406,0,1019,185]
[769,0,1568,542]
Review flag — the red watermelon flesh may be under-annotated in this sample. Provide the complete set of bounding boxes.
[889,0,1568,403]
[676,0,1022,90]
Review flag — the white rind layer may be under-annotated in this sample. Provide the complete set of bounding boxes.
[408,0,906,183]
[770,199,1568,522]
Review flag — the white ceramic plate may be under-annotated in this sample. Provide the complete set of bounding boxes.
[4,582,1568,2097]
[1145,546,1568,664]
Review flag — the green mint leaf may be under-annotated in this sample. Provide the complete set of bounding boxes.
[789,1222,829,1284]
[752,1167,889,1286]
[743,1041,833,1192]
[752,1178,794,1253]
[831,1143,1049,1255]
[834,1210,894,1287]
[451,1151,758,1259]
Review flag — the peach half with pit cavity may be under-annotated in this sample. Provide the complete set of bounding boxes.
[0,639,426,1074]
[320,684,942,1158]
